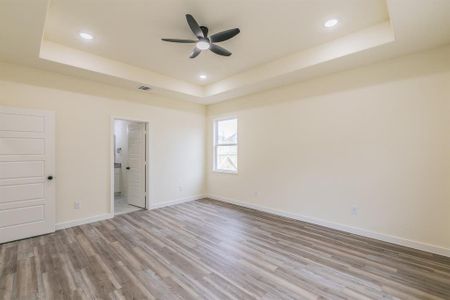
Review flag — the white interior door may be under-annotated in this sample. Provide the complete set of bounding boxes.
[126,122,146,208]
[0,106,55,243]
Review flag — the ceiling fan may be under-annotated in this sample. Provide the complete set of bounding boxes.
[162,14,240,59]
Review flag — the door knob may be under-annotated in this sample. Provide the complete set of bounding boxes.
[47,176,54,180]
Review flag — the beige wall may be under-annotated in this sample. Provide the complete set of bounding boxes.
[0,63,206,224]
[1,45,449,254]
[207,46,450,251]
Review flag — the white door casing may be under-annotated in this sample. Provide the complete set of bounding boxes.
[0,106,55,244]
[126,122,146,208]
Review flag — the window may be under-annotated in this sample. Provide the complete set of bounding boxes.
[214,117,238,173]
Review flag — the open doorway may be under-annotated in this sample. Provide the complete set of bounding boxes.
[112,118,148,215]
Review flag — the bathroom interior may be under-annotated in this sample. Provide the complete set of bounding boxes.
[114,119,147,215]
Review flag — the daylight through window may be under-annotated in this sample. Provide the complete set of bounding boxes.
[214,118,237,173]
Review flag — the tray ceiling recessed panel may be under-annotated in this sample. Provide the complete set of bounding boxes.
[44,0,388,84]
[1,0,450,104]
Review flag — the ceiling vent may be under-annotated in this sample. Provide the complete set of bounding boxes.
[138,85,151,91]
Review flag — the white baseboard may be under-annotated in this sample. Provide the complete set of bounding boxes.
[55,195,206,230]
[149,194,206,210]
[208,194,450,258]
[55,213,114,230]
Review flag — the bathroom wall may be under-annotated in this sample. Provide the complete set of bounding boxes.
[114,119,129,197]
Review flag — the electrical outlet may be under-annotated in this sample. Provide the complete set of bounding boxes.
[74,201,80,209]
[351,207,358,216]
[178,186,183,192]
[254,191,259,197]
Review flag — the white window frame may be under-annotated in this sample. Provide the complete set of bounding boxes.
[213,116,238,174]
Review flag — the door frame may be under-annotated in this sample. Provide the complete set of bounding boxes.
[110,116,150,215]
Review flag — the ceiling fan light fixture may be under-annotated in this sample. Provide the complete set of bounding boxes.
[161,14,239,58]
[196,40,210,50]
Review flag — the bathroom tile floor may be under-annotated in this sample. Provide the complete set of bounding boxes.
[114,195,142,215]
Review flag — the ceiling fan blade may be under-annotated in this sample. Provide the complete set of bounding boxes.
[190,48,201,59]
[209,44,232,56]
[200,26,209,38]
[186,14,204,39]
[210,28,240,43]
[162,38,197,43]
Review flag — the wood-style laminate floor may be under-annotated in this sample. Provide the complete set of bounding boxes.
[1,199,449,299]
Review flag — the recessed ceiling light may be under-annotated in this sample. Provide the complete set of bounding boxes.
[79,32,93,40]
[324,19,338,28]
[196,40,210,50]
[199,74,207,80]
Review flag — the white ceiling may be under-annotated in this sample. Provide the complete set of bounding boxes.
[44,0,388,85]
[0,0,450,104]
